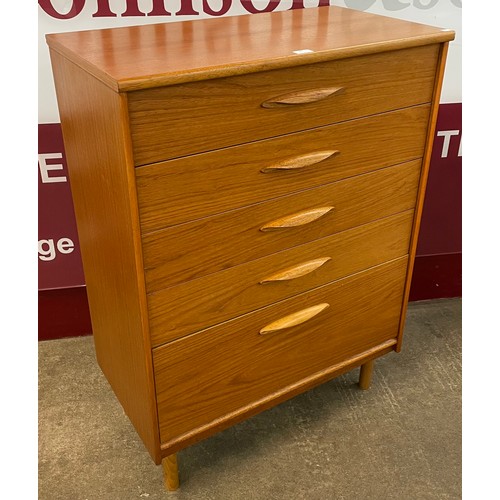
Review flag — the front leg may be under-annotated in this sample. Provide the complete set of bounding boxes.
[358,360,375,390]
[162,454,179,491]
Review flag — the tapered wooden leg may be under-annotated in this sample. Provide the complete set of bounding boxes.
[162,454,179,491]
[358,360,375,390]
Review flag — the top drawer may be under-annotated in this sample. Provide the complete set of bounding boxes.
[128,45,439,165]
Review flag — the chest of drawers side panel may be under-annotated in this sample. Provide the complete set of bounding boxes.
[396,42,451,351]
[48,50,161,463]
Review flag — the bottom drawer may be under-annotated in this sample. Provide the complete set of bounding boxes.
[154,257,408,445]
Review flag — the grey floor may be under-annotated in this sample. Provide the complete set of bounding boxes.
[39,298,461,500]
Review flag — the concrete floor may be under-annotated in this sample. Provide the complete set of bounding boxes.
[39,298,461,500]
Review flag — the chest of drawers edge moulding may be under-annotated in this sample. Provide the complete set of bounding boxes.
[45,5,455,492]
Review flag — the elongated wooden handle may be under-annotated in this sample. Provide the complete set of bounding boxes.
[261,87,345,108]
[260,206,334,232]
[260,303,330,335]
[261,150,340,173]
[259,257,331,284]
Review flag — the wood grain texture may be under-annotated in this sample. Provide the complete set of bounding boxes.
[396,43,451,352]
[48,51,161,463]
[147,211,414,346]
[136,105,430,232]
[45,6,454,92]
[142,160,421,291]
[153,257,408,445]
[128,45,437,164]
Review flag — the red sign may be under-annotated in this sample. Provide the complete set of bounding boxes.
[418,103,462,256]
[38,124,85,290]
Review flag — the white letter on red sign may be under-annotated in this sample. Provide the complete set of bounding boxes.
[38,153,67,184]
[437,130,460,158]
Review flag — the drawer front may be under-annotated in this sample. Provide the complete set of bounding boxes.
[148,210,414,346]
[142,159,420,290]
[128,45,438,165]
[137,105,429,232]
[154,257,408,444]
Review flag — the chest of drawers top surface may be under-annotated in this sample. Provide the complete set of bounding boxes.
[46,5,453,91]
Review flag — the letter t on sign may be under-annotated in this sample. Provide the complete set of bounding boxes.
[437,130,460,158]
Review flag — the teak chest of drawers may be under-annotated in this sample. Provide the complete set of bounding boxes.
[46,6,454,491]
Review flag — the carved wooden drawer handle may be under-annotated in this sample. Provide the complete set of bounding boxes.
[259,257,331,284]
[259,303,330,335]
[261,87,345,108]
[260,150,340,173]
[260,206,334,232]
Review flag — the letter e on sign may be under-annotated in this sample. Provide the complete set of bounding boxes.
[57,238,75,255]
[39,153,67,183]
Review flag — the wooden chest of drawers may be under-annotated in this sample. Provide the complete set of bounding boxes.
[46,6,454,491]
